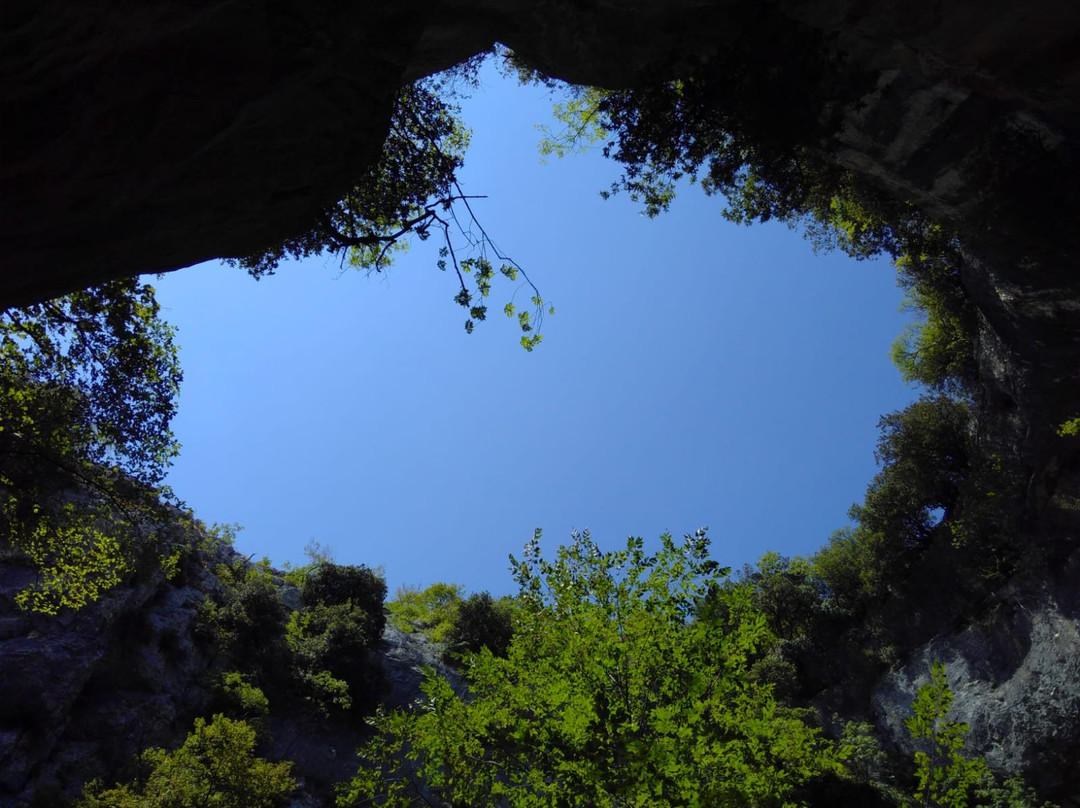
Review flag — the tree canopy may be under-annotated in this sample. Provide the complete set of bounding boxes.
[227,67,552,350]
[0,278,182,612]
[78,714,295,808]
[342,529,837,808]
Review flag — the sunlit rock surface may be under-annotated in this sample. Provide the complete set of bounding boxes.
[874,549,1080,800]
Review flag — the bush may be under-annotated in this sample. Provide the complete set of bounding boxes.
[446,591,515,658]
[219,672,270,737]
[288,562,388,714]
[300,562,386,640]
[78,714,295,808]
[198,563,288,683]
[386,582,462,642]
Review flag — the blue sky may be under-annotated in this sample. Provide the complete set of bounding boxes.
[153,64,917,597]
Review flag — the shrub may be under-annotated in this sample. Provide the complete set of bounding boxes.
[78,714,295,808]
[446,591,515,658]
[198,563,288,683]
[386,582,462,642]
[287,562,388,714]
[219,672,270,736]
[300,562,386,640]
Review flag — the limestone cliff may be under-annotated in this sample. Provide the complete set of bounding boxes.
[4,2,1080,803]
[873,550,1080,801]
[0,528,460,806]
[3,0,1079,450]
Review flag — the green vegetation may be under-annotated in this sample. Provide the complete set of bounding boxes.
[9,525,1057,806]
[386,581,516,660]
[446,590,516,658]
[0,279,182,613]
[197,553,387,718]
[289,561,388,714]
[342,530,838,808]
[522,42,980,397]
[78,715,295,808]
[387,581,464,643]
[1055,416,1080,438]
[227,70,550,350]
[906,662,987,808]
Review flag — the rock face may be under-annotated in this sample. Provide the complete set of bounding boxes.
[872,550,1080,802]
[1,0,420,306]
[3,0,1079,450]
[5,2,1080,801]
[0,545,222,803]
[0,0,735,307]
[4,1,1078,287]
[0,535,461,806]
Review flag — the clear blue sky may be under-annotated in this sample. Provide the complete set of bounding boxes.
[153,63,917,597]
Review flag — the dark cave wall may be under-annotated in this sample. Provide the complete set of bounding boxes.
[7,0,1079,471]
[1,0,421,305]
[11,0,1076,303]
[0,0,738,308]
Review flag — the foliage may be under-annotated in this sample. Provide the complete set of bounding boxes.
[288,561,388,713]
[739,551,823,645]
[445,590,516,658]
[0,279,182,612]
[228,71,550,348]
[812,526,888,613]
[301,561,388,634]
[891,269,977,396]
[520,39,979,390]
[854,396,973,555]
[837,720,888,785]
[78,715,295,808]
[342,529,837,808]
[387,581,463,643]
[219,672,270,737]
[197,561,289,682]
[1055,416,1080,438]
[905,662,986,808]
[973,774,1057,808]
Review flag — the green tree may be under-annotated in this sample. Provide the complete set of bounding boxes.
[0,279,182,612]
[387,581,463,642]
[229,70,550,349]
[197,559,289,684]
[855,396,972,551]
[78,714,295,808]
[906,661,986,808]
[342,529,837,808]
[446,590,516,658]
[287,561,388,713]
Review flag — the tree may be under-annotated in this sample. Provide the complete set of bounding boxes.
[446,590,516,658]
[228,68,551,350]
[78,714,295,808]
[342,529,837,808]
[197,559,290,685]
[0,278,183,612]
[287,561,389,713]
[905,662,986,808]
[848,395,974,581]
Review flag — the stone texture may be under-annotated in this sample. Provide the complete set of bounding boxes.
[0,532,462,806]
[872,550,1080,802]
[4,2,1080,801]
[3,0,1079,461]
[0,533,229,804]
